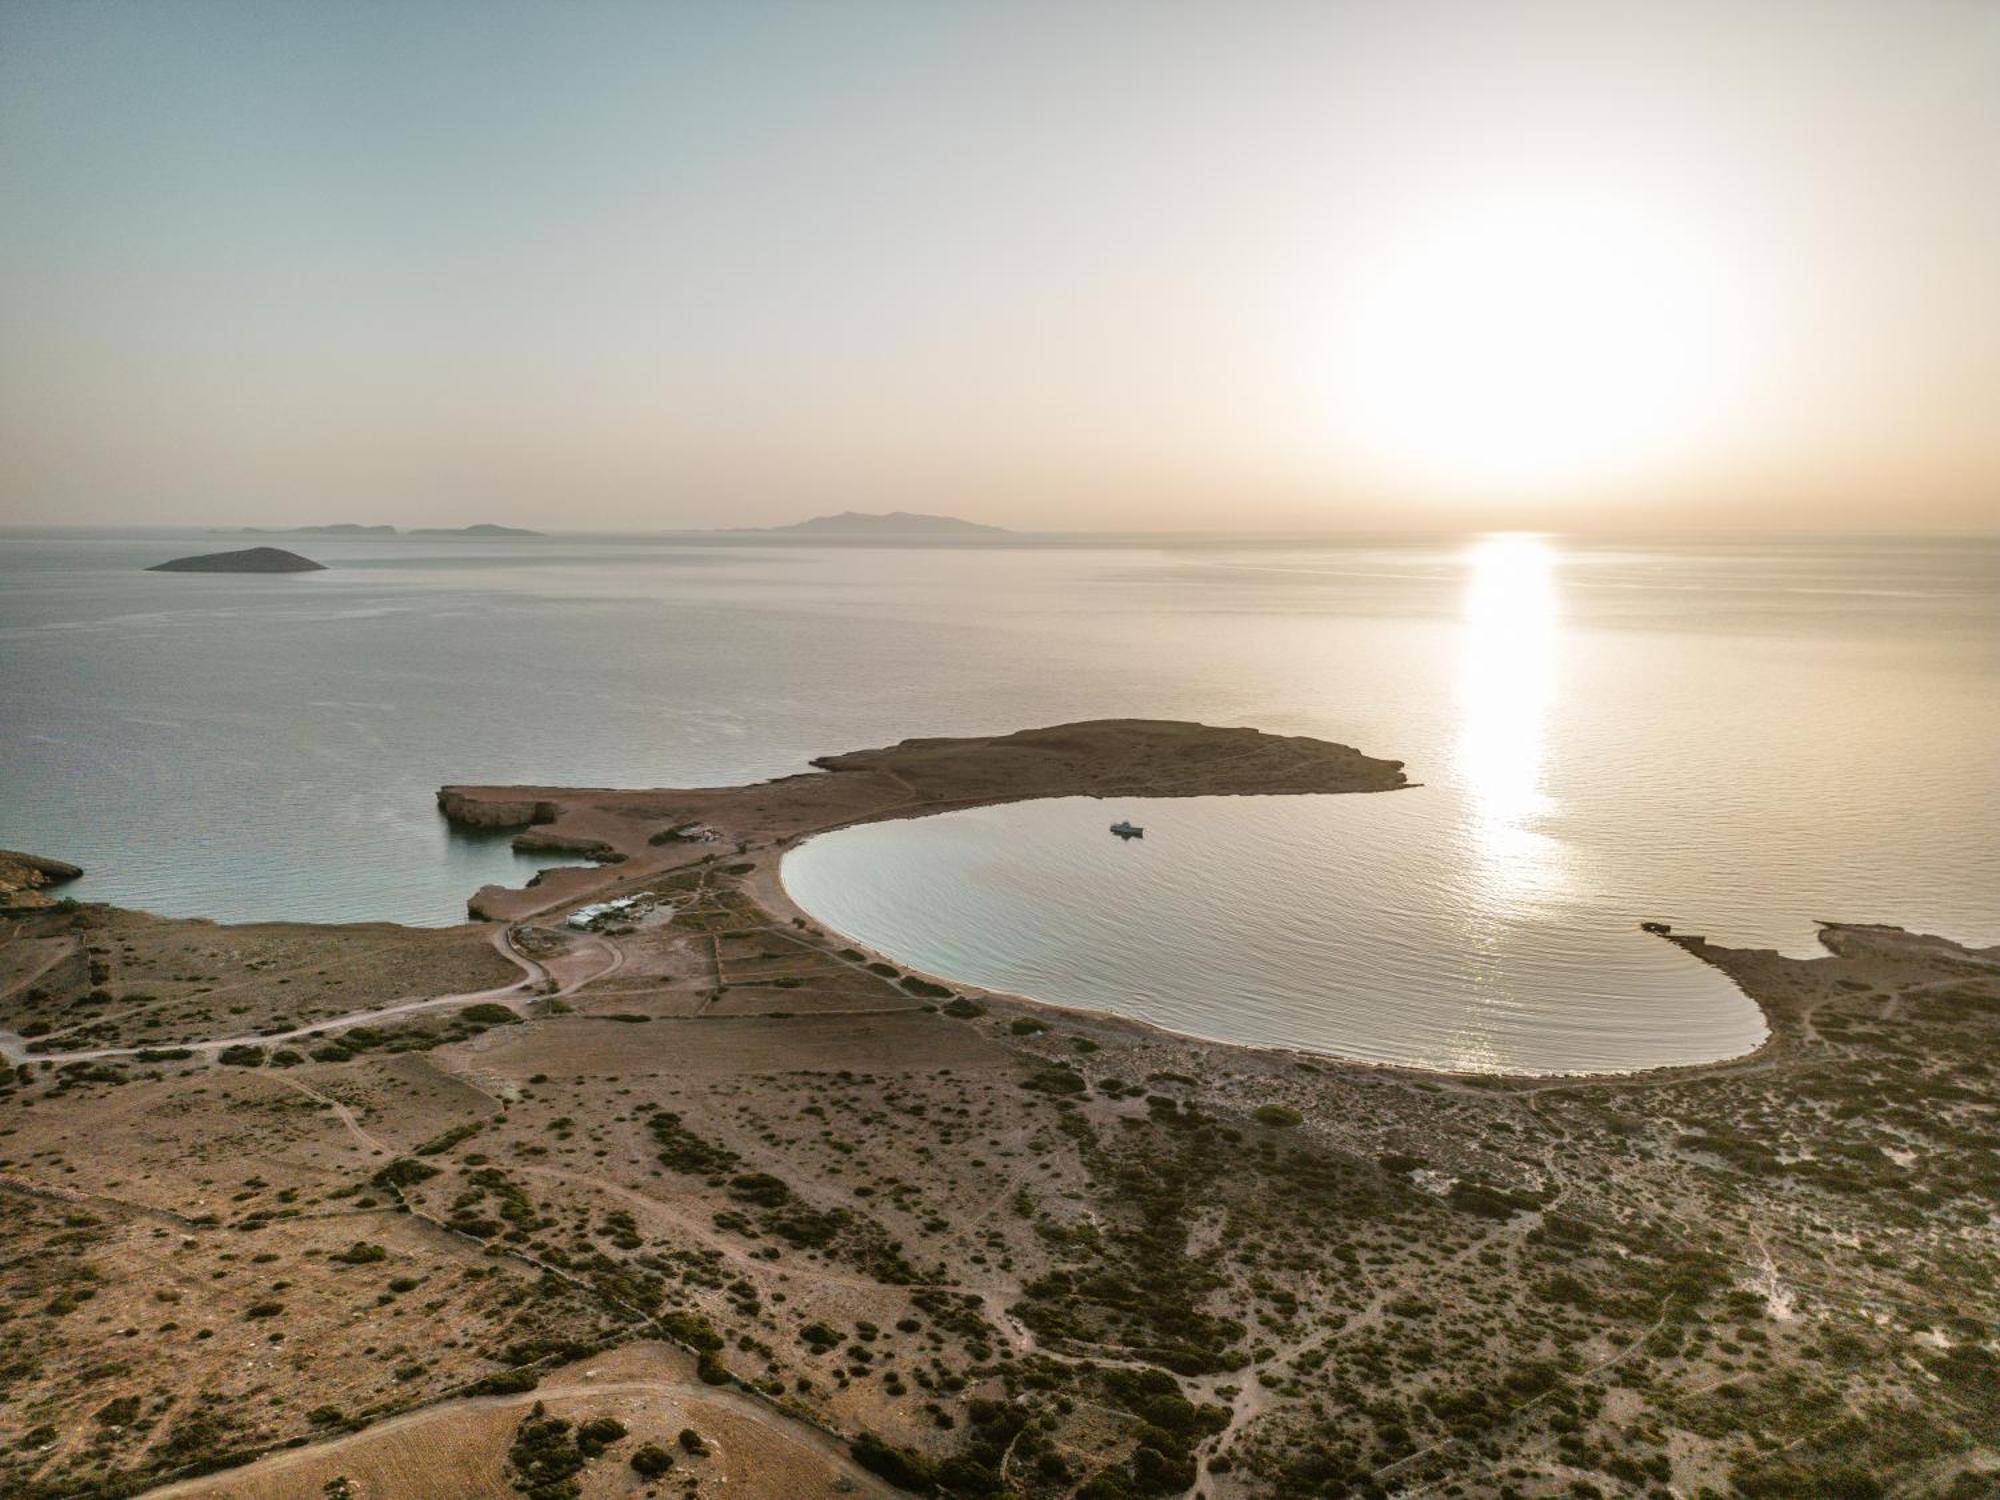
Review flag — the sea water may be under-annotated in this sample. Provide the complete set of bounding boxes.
[3,530,1994,1067]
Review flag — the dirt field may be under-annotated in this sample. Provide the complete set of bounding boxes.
[144,1343,901,1500]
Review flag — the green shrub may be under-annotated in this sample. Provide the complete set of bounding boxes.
[371,1158,440,1191]
[728,1172,792,1207]
[630,1443,674,1477]
[1728,1458,1885,1499]
[457,1003,520,1025]
[851,1432,936,1491]
[1535,1273,1594,1308]
[506,1402,585,1499]
[93,1396,142,1427]
[466,1368,540,1396]
[1445,1179,1543,1220]
[650,1112,740,1175]
[1022,1067,1087,1096]
[800,1321,842,1350]
[575,1415,626,1457]
[659,1309,724,1352]
[415,1122,484,1156]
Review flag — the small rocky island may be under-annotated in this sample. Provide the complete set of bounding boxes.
[147,546,326,573]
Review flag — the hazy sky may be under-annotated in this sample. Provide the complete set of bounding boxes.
[2,0,1995,532]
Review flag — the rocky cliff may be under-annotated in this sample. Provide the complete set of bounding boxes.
[0,851,83,911]
[435,789,560,830]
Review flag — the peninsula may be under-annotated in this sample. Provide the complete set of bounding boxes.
[146,546,326,573]
[0,722,1992,1500]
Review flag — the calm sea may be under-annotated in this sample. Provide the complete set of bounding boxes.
[3,530,1994,1070]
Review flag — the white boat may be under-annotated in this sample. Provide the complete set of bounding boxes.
[1109,820,1144,839]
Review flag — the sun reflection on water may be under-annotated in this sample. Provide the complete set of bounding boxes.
[1455,534,1566,910]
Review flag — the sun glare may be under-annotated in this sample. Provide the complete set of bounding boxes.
[1332,184,1749,494]
[1456,533,1566,906]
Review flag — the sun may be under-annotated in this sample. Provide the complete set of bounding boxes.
[1329,182,1749,494]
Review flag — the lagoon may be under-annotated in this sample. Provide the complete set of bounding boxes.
[782,790,1769,1075]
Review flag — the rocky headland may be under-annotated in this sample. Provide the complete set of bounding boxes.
[0,850,82,911]
[437,719,1408,921]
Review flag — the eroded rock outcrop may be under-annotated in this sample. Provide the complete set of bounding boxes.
[0,851,83,910]
[510,830,625,862]
[436,790,559,830]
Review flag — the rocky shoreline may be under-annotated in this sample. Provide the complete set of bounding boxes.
[437,718,1406,923]
[0,850,82,911]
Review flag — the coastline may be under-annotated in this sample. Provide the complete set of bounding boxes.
[5,718,1792,1085]
[5,721,1997,1499]
[766,820,1779,1084]
[432,718,1784,1087]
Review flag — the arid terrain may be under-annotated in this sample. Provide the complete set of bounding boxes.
[1,722,1993,1500]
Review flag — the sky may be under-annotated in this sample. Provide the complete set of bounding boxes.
[1,0,1995,534]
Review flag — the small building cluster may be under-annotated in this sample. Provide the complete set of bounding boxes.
[567,896,646,931]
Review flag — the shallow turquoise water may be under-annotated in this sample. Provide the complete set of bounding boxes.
[783,792,1769,1074]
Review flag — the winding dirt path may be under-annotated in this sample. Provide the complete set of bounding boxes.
[0,931,78,1003]
[0,921,625,1066]
[268,1071,391,1156]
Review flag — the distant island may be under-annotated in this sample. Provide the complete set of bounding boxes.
[147,546,326,574]
[231,524,396,536]
[410,524,543,537]
[219,524,542,537]
[739,510,1007,537]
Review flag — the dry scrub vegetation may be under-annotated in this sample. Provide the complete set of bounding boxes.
[1,726,1993,1499]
